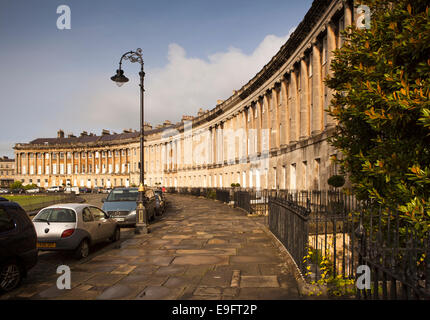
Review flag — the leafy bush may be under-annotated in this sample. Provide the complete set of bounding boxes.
[206,189,216,199]
[327,175,345,188]
[326,0,430,235]
[9,181,23,190]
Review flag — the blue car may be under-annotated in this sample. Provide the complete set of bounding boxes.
[102,187,156,227]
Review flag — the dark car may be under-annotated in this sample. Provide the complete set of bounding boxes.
[102,187,157,227]
[10,188,24,194]
[79,187,91,194]
[0,199,38,292]
[92,187,102,194]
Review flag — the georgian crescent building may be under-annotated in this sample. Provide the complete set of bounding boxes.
[14,0,354,191]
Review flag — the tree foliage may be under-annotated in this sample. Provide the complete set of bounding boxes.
[326,1,430,234]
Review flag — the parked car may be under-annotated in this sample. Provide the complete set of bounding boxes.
[10,188,24,194]
[92,187,103,194]
[32,204,120,259]
[0,199,38,292]
[0,189,9,194]
[64,186,79,195]
[25,187,40,194]
[79,187,91,194]
[102,187,157,227]
[47,186,64,193]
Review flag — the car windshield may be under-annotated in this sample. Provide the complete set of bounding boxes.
[34,208,76,223]
[106,189,138,201]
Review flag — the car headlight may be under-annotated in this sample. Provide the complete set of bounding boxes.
[129,210,136,216]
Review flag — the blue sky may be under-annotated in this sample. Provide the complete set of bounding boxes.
[0,0,313,157]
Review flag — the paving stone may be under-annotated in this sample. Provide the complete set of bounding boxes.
[36,285,69,299]
[163,276,188,289]
[76,264,117,273]
[240,276,279,288]
[96,284,141,300]
[135,286,178,300]
[173,255,229,266]
[57,288,102,300]
[184,265,213,277]
[118,274,168,286]
[175,248,236,256]
[193,286,222,296]
[230,255,276,264]
[85,273,124,287]
[134,256,174,266]
[155,265,186,276]
[162,235,192,240]
[222,287,240,297]
[111,265,137,275]
[207,238,227,245]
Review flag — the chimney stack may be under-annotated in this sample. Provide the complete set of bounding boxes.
[57,130,64,139]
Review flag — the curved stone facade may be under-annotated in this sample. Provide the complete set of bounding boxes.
[14,0,353,190]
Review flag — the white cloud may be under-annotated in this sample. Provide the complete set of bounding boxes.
[60,28,295,133]
[145,29,295,125]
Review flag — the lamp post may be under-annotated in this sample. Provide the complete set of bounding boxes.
[111,48,148,234]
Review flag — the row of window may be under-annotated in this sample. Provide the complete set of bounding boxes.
[24,177,130,188]
[145,156,337,190]
[19,149,137,159]
[20,163,131,175]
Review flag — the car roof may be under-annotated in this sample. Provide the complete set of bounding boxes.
[41,203,89,211]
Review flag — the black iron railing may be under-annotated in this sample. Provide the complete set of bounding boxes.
[268,196,310,274]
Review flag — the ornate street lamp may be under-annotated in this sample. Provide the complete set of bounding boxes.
[111,48,148,234]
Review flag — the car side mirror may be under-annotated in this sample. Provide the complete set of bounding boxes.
[101,198,106,203]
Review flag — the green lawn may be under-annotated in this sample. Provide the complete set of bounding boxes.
[3,194,73,212]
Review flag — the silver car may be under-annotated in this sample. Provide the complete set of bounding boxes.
[32,203,120,259]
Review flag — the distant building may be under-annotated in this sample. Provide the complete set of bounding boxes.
[14,0,349,190]
[0,156,15,187]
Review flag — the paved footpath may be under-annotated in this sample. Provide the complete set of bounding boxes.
[2,194,301,300]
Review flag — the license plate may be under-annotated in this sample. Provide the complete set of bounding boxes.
[114,218,125,222]
[37,242,56,248]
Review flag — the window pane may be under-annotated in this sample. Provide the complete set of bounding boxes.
[34,208,76,223]
[0,208,15,233]
[89,207,105,221]
[82,208,93,222]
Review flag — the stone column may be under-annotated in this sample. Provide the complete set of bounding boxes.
[256,99,262,154]
[300,58,310,140]
[15,154,19,175]
[98,151,101,175]
[325,21,337,129]
[264,93,271,152]
[289,70,298,143]
[312,41,323,135]
[280,79,289,146]
[56,152,60,176]
[243,109,248,159]
[272,87,280,150]
[344,1,352,28]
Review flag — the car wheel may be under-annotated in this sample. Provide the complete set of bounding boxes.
[111,228,120,242]
[0,261,23,292]
[74,239,90,259]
